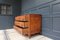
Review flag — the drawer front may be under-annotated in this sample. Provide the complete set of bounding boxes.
[14,21,24,27]
[14,26,22,34]
[15,15,26,21]
[15,16,21,20]
[14,21,29,28]
[23,29,28,34]
[14,26,28,35]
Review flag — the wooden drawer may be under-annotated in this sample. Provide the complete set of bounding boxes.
[14,21,29,28]
[14,21,24,27]
[15,16,21,20]
[14,25,28,35]
[14,26,23,34]
[15,15,26,21]
[23,29,28,35]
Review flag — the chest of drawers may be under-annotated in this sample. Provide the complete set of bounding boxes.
[14,14,42,38]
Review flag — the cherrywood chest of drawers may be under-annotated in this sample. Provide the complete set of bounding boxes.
[14,14,42,38]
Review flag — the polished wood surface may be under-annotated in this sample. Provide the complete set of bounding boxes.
[14,14,42,38]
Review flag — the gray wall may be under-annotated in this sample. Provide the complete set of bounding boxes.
[0,0,21,30]
[0,16,14,30]
[22,0,60,40]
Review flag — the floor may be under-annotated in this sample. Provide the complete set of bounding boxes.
[0,29,53,40]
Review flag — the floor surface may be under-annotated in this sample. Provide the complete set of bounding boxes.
[0,29,53,40]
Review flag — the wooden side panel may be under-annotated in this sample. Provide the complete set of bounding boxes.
[30,14,42,34]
